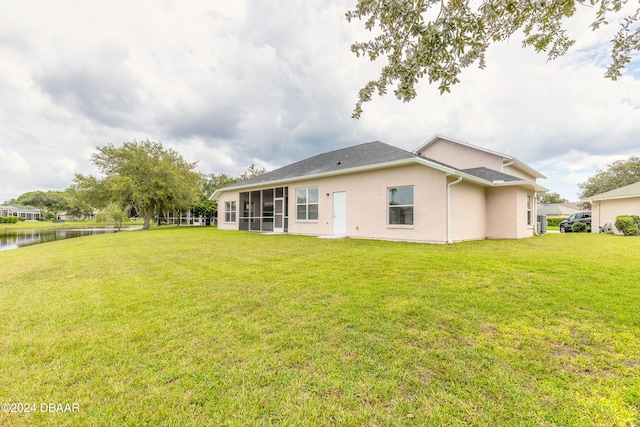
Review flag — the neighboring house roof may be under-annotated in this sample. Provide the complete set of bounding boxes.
[212,140,546,200]
[537,204,580,216]
[557,202,581,210]
[0,204,40,213]
[586,180,640,202]
[414,134,547,179]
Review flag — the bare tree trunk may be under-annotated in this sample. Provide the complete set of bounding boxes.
[142,206,154,230]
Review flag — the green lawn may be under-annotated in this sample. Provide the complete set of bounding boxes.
[1,229,638,426]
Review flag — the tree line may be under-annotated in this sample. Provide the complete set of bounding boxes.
[5,140,265,230]
[6,139,638,225]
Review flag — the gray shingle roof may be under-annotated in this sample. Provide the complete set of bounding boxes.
[221,141,526,192]
[589,180,640,201]
[227,141,417,187]
[461,167,524,183]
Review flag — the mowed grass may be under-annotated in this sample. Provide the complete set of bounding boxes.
[0,228,638,426]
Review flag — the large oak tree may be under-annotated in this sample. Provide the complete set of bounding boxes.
[74,140,203,230]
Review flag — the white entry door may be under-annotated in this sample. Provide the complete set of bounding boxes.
[333,192,346,235]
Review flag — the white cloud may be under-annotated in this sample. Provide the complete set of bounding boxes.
[0,148,29,175]
[0,0,638,204]
[53,158,78,180]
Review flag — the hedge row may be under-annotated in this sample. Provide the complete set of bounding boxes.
[0,216,20,224]
[546,217,564,227]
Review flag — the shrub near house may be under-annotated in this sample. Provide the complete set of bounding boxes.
[571,222,588,233]
[615,215,640,236]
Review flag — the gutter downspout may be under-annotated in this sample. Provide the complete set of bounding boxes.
[589,199,597,233]
[447,176,463,244]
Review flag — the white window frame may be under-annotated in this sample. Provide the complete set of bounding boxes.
[527,195,532,227]
[296,187,318,221]
[225,201,236,223]
[388,185,414,226]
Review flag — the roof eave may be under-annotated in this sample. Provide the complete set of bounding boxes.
[413,134,466,154]
[589,194,640,203]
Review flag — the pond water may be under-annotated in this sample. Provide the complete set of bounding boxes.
[0,227,140,251]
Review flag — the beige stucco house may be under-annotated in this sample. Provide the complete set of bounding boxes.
[586,181,640,234]
[212,135,547,243]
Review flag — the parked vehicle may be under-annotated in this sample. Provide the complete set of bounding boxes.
[559,211,591,232]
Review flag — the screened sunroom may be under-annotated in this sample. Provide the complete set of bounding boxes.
[237,187,288,232]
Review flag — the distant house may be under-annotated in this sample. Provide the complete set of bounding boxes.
[537,204,580,218]
[212,135,547,243]
[585,181,640,234]
[557,202,582,211]
[57,210,98,221]
[0,205,40,221]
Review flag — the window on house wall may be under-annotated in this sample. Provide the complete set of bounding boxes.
[296,187,318,220]
[225,201,236,222]
[527,195,532,226]
[388,186,414,225]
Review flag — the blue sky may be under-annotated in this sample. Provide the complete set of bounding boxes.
[1,0,639,203]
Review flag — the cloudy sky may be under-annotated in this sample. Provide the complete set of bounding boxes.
[1,1,639,204]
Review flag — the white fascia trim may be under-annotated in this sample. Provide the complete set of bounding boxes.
[414,134,473,154]
[511,159,547,180]
[492,180,548,193]
[590,194,640,202]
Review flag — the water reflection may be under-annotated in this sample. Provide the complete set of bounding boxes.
[0,228,139,251]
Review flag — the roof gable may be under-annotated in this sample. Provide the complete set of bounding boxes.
[415,134,509,159]
[415,135,546,180]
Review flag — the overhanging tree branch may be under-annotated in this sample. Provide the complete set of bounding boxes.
[347,0,640,118]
